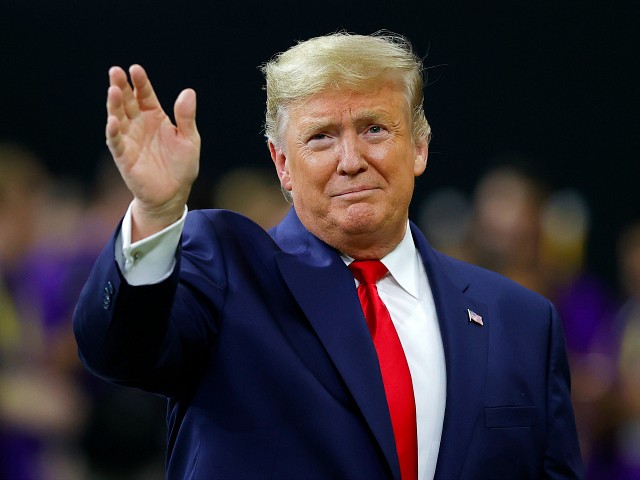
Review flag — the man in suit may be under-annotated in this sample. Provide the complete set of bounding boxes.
[74,32,583,479]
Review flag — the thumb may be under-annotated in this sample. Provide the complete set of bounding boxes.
[174,88,199,142]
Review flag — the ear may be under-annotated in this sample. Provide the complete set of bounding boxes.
[269,141,292,192]
[413,139,429,176]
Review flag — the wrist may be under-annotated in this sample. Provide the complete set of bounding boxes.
[130,197,187,242]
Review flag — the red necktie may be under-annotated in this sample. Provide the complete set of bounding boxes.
[349,260,418,480]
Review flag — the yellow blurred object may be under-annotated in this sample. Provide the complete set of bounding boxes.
[0,276,20,353]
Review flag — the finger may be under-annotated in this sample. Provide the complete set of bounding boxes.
[129,64,162,112]
[174,89,200,143]
[106,86,129,133]
[108,66,127,89]
[109,66,140,119]
[105,115,126,159]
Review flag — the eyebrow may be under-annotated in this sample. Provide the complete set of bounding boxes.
[356,110,394,125]
[298,110,395,135]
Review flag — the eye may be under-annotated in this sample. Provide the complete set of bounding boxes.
[306,132,332,150]
[367,125,385,134]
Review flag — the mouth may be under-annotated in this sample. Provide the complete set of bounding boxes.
[332,186,380,199]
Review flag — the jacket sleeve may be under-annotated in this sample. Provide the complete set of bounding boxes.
[73,212,226,397]
[543,302,584,479]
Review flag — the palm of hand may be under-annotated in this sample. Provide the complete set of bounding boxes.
[119,107,199,209]
[106,64,200,217]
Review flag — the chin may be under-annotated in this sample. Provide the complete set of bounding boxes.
[334,204,386,234]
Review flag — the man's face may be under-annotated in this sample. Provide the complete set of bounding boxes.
[269,80,428,257]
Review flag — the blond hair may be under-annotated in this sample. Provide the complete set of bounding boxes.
[261,31,431,149]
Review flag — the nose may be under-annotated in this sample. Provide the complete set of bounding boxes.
[337,132,368,176]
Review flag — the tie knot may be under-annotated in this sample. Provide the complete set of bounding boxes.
[349,260,388,285]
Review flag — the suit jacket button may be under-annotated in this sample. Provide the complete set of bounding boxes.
[103,282,114,309]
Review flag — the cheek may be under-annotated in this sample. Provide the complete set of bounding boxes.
[367,143,392,163]
[293,153,335,191]
[381,152,418,187]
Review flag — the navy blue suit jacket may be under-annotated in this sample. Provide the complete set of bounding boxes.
[74,208,583,479]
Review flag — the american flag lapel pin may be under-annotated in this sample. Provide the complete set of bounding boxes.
[467,309,484,326]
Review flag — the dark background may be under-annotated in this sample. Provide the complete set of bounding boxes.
[1,0,638,286]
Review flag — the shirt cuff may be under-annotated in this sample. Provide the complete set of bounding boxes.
[114,202,187,286]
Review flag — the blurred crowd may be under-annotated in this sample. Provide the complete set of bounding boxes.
[419,160,640,479]
[0,140,638,479]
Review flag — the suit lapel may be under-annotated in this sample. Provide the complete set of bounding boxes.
[411,224,489,480]
[272,210,401,479]
[271,212,489,479]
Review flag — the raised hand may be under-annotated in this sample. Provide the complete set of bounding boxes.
[106,65,200,240]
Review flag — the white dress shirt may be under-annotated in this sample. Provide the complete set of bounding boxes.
[342,224,446,480]
[115,204,447,479]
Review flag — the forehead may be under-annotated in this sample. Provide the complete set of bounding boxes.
[287,81,410,130]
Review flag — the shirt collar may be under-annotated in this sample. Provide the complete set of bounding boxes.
[341,222,420,299]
